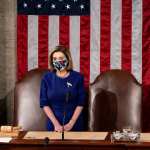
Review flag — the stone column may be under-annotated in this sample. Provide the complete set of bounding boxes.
[0,0,17,124]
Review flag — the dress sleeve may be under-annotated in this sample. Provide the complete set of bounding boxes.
[77,75,86,106]
[40,76,49,108]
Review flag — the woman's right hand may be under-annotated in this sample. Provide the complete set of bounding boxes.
[43,106,63,132]
[54,123,63,132]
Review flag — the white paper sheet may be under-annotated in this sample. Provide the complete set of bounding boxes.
[0,137,12,143]
[140,133,150,142]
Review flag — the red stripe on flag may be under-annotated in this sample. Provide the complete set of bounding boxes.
[80,16,90,87]
[59,16,70,48]
[142,0,150,131]
[38,16,49,68]
[121,0,132,72]
[100,0,111,72]
[17,15,28,80]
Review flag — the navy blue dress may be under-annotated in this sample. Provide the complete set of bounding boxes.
[40,70,86,131]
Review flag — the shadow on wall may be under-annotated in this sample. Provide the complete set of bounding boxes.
[0,98,7,125]
[142,85,150,132]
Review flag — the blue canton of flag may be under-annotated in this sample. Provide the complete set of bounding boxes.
[17,0,90,15]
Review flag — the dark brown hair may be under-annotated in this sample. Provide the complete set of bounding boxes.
[49,45,73,71]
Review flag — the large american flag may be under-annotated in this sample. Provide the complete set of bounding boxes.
[17,0,150,131]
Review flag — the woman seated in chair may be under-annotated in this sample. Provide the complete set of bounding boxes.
[40,45,86,132]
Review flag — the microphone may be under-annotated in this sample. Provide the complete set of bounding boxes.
[62,82,72,140]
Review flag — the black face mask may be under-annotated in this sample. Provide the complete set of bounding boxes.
[53,58,68,71]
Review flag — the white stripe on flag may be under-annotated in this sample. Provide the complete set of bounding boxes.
[90,0,100,82]
[28,15,38,70]
[48,16,59,67]
[110,0,122,69]
[70,16,80,72]
[131,0,142,83]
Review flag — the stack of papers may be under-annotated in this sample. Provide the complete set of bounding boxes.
[140,133,150,142]
[0,137,12,143]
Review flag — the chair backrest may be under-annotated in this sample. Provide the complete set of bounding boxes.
[88,69,141,132]
[14,68,49,131]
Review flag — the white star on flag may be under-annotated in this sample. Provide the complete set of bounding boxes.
[51,4,56,9]
[66,4,70,9]
[80,4,84,9]
[37,4,42,9]
[23,3,27,8]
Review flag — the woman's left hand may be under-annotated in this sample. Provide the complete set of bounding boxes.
[64,120,75,131]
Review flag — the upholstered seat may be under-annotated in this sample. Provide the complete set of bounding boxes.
[14,69,49,131]
[88,69,141,132]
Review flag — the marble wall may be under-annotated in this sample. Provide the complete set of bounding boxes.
[0,0,17,123]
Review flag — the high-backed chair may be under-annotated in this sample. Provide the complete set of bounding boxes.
[88,69,141,132]
[14,68,49,131]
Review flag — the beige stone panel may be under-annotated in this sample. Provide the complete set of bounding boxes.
[0,0,17,123]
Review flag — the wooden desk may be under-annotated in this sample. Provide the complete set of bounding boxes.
[0,132,150,150]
